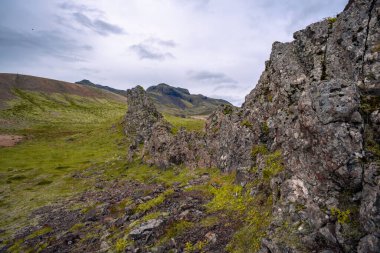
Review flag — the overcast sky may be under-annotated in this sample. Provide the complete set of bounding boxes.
[0,0,347,105]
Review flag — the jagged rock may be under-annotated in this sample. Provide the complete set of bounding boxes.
[204,232,217,244]
[129,219,164,240]
[358,234,380,253]
[123,0,380,251]
[124,86,163,160]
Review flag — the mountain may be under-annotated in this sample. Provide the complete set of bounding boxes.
[76,80,232,116]
[146,83,231,116]
[0,73,127,131]
[0,74,126,107]
[75,79,128,97]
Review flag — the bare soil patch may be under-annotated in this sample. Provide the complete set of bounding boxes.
[0,134,23,147]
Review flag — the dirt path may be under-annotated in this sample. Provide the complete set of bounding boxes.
[0,135,23,147]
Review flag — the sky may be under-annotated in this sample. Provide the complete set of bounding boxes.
[0,0,347,105]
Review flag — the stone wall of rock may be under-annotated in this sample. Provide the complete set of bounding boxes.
[124,0,379,252]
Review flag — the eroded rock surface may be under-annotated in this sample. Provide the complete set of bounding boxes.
[124,0,380,252]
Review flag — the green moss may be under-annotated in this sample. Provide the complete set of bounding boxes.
[7,175,27,182]
[272,220,305,250]
[135,189,174,213]
[261,122,269,136]
[8,239,23,252]
[115,238,128,253]
[222,105,233,115]
[262,150,284,181]
[295,203,306,212]
[251,144,268,158]
[69,223,85,232]
[372,43,380,53]
[207,184,247,214]
[360,95,379,121]
[331,207,351,224]
[35,179,53,186]
[26,226,52,240]
[326,17,337,24]
[160,220,194,244]
[199,216,219,227]
[163,114,205,133]
[110,164,198,188]
[141,211,164,222]
[224,190,273,253]
[267,94,273,102]
[184,241,194,252]
[0,90,127,243]
[109,198,133,216]
[241,120,253,129]
[204,169,273,253]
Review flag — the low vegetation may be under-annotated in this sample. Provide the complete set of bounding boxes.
[0,89,127,245]
[163,113,205,133]
[1,87,278,252]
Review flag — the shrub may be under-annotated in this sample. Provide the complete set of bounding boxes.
[115,238,127,253]
[261,122,269,135]
[262,150,284,180]
[223,105,233,115]
[331,207,350,224]
[251,144,268,158]
[135,189,174,213]
[241,120,253,129]
[327,17,337,24]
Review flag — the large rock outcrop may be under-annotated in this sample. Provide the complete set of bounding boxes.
[124,0,379,252]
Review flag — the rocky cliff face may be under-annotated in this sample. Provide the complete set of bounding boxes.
[124,0,379,252]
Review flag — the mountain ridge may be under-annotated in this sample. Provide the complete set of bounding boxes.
[76,79,232,116]
[0,73,127,107]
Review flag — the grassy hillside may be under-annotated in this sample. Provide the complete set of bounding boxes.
[0,75,270,253]
[0,87,128,244]
[0,76,207,249]
[0,74,126,109]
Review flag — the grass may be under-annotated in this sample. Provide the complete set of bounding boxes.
[0,89,127,244]
[135,189,174,213]
[204,172,273,253]
[163,113,205,133]
[1,88,279,252]
[159,220,194,245]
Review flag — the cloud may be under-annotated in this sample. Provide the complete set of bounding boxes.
[0,0,347,106]
[177,0,211,10]
[72,12,124,36]
[213,84,240,91]
[59,2,103,15]
[130,43,174,61]
[188,71,237,84]
[145,38,177,48]
[0,26,92,63]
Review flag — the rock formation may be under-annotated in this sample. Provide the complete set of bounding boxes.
[124,0,379,252]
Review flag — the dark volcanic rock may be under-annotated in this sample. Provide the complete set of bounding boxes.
[124,86,163,160]
[123,0,380,252]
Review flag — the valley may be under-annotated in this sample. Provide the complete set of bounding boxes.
[0,74,258,252]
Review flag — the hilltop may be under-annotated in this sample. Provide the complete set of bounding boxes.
[76,79,232,116]
[0,74,126,108]
[147,83,231,116]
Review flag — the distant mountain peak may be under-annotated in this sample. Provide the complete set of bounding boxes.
[75,79,231,116]
[76,79,94,85]
[147,83,190,96]
[146,83,230,116]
